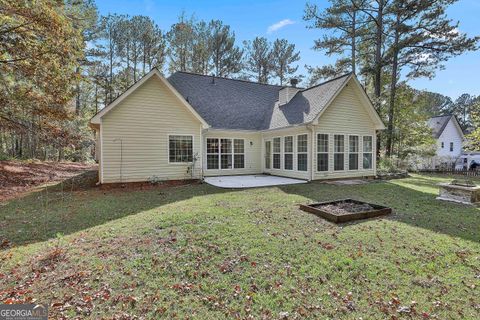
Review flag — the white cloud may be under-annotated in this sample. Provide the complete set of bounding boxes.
[267,19,295,34]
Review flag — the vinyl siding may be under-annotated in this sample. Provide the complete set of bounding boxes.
[203,130,262,176]
[436,118,463,158]
[101,76,203,183]
[313,82,376,180]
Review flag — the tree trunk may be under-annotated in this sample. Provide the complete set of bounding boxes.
[126,42,130,88]
[386,13,400,157]
[374,0,384,160]
[75,65,81,115]
[109,34,114,103]
[94,82,99,114]
[351,10,356,74]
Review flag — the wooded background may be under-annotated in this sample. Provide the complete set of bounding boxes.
[1,0,479,162]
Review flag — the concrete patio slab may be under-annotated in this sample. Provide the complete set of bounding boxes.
[204,175,307,189]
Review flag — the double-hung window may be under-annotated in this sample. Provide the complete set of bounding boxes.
[297,134,308,171]
[273,137,281,169]
[334,135,345,171]
[207,138,220,169]
[317,134,329,171]
[206,138,244,170]
[362,136,373,169]
[220,139,233,169]
[234,139,245,169]
[349,136,359,170]
[284,136,293,170]
[265,141,271,169]
[169,135,193,163]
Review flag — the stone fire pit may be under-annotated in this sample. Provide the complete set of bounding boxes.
[437,180,480,205]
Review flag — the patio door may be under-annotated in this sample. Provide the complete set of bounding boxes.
[265,140,271,170]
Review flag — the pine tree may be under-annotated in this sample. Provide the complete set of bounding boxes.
[304,0,367,79]
[243,37,272,83]
[209,20,243,77]
[271,39,300,85]
[166,12,195,73]
[384,0,478,156]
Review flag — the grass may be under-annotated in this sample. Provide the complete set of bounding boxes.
[1,174,479,319]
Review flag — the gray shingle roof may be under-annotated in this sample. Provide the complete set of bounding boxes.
[167,71,351,130]
[268,74,351,129]
[427,115,452,138]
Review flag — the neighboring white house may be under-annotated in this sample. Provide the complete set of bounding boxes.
[426,115,465,168]
[90,69,385,184]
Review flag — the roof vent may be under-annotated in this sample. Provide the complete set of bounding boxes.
[290,78,298,88]
[211,73,215,84]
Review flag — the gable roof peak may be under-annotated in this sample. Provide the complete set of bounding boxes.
[301,72,353,93]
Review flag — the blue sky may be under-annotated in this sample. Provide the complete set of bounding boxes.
[96,0,480,99]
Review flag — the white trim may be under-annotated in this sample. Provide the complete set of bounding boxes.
[199,124,204,179]
[99,118,104,184]
[283,135,294,171]
[264,139,272,171]
[90,69,209,128]
[296,133,309,172]
[362,135,374,170]
[272,136,282,170]
[333,134,346,172]
[311,75,385,130]
[309,126,314,180]
[205,137,246,170]
[204,128,259,134]
[167,134,195,165]
[315,132,330,173]
[347,134,360,171]
[260,123,308,133]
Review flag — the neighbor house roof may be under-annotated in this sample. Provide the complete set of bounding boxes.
[168,72,362,130]
[427,115,463,138]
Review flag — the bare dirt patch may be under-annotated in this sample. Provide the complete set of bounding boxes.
[0,160,97,202]
[318,201,375,216]
[300,199,392,223]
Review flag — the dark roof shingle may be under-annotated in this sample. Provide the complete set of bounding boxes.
[427,115,453,138]
[167,71,351,130]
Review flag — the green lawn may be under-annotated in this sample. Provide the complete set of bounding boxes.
[1,174,479,319]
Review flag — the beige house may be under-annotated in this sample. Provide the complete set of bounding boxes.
[90,69,385,184]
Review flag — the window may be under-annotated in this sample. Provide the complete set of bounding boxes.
[317,134,329,172]
[207,138,244,170]
[207,138,219,169]
[273,137,281,169]
[284,136,293,170]
[441,142,444,149]
[450,142,454,152]
[169,135,193,163]
[265,141,271,169]
[234,139,245,169]
[334,135,344,171]
[349,136,359,170]
[220,139,232,169]
[297,134,308,171]
[362,136,373,169]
